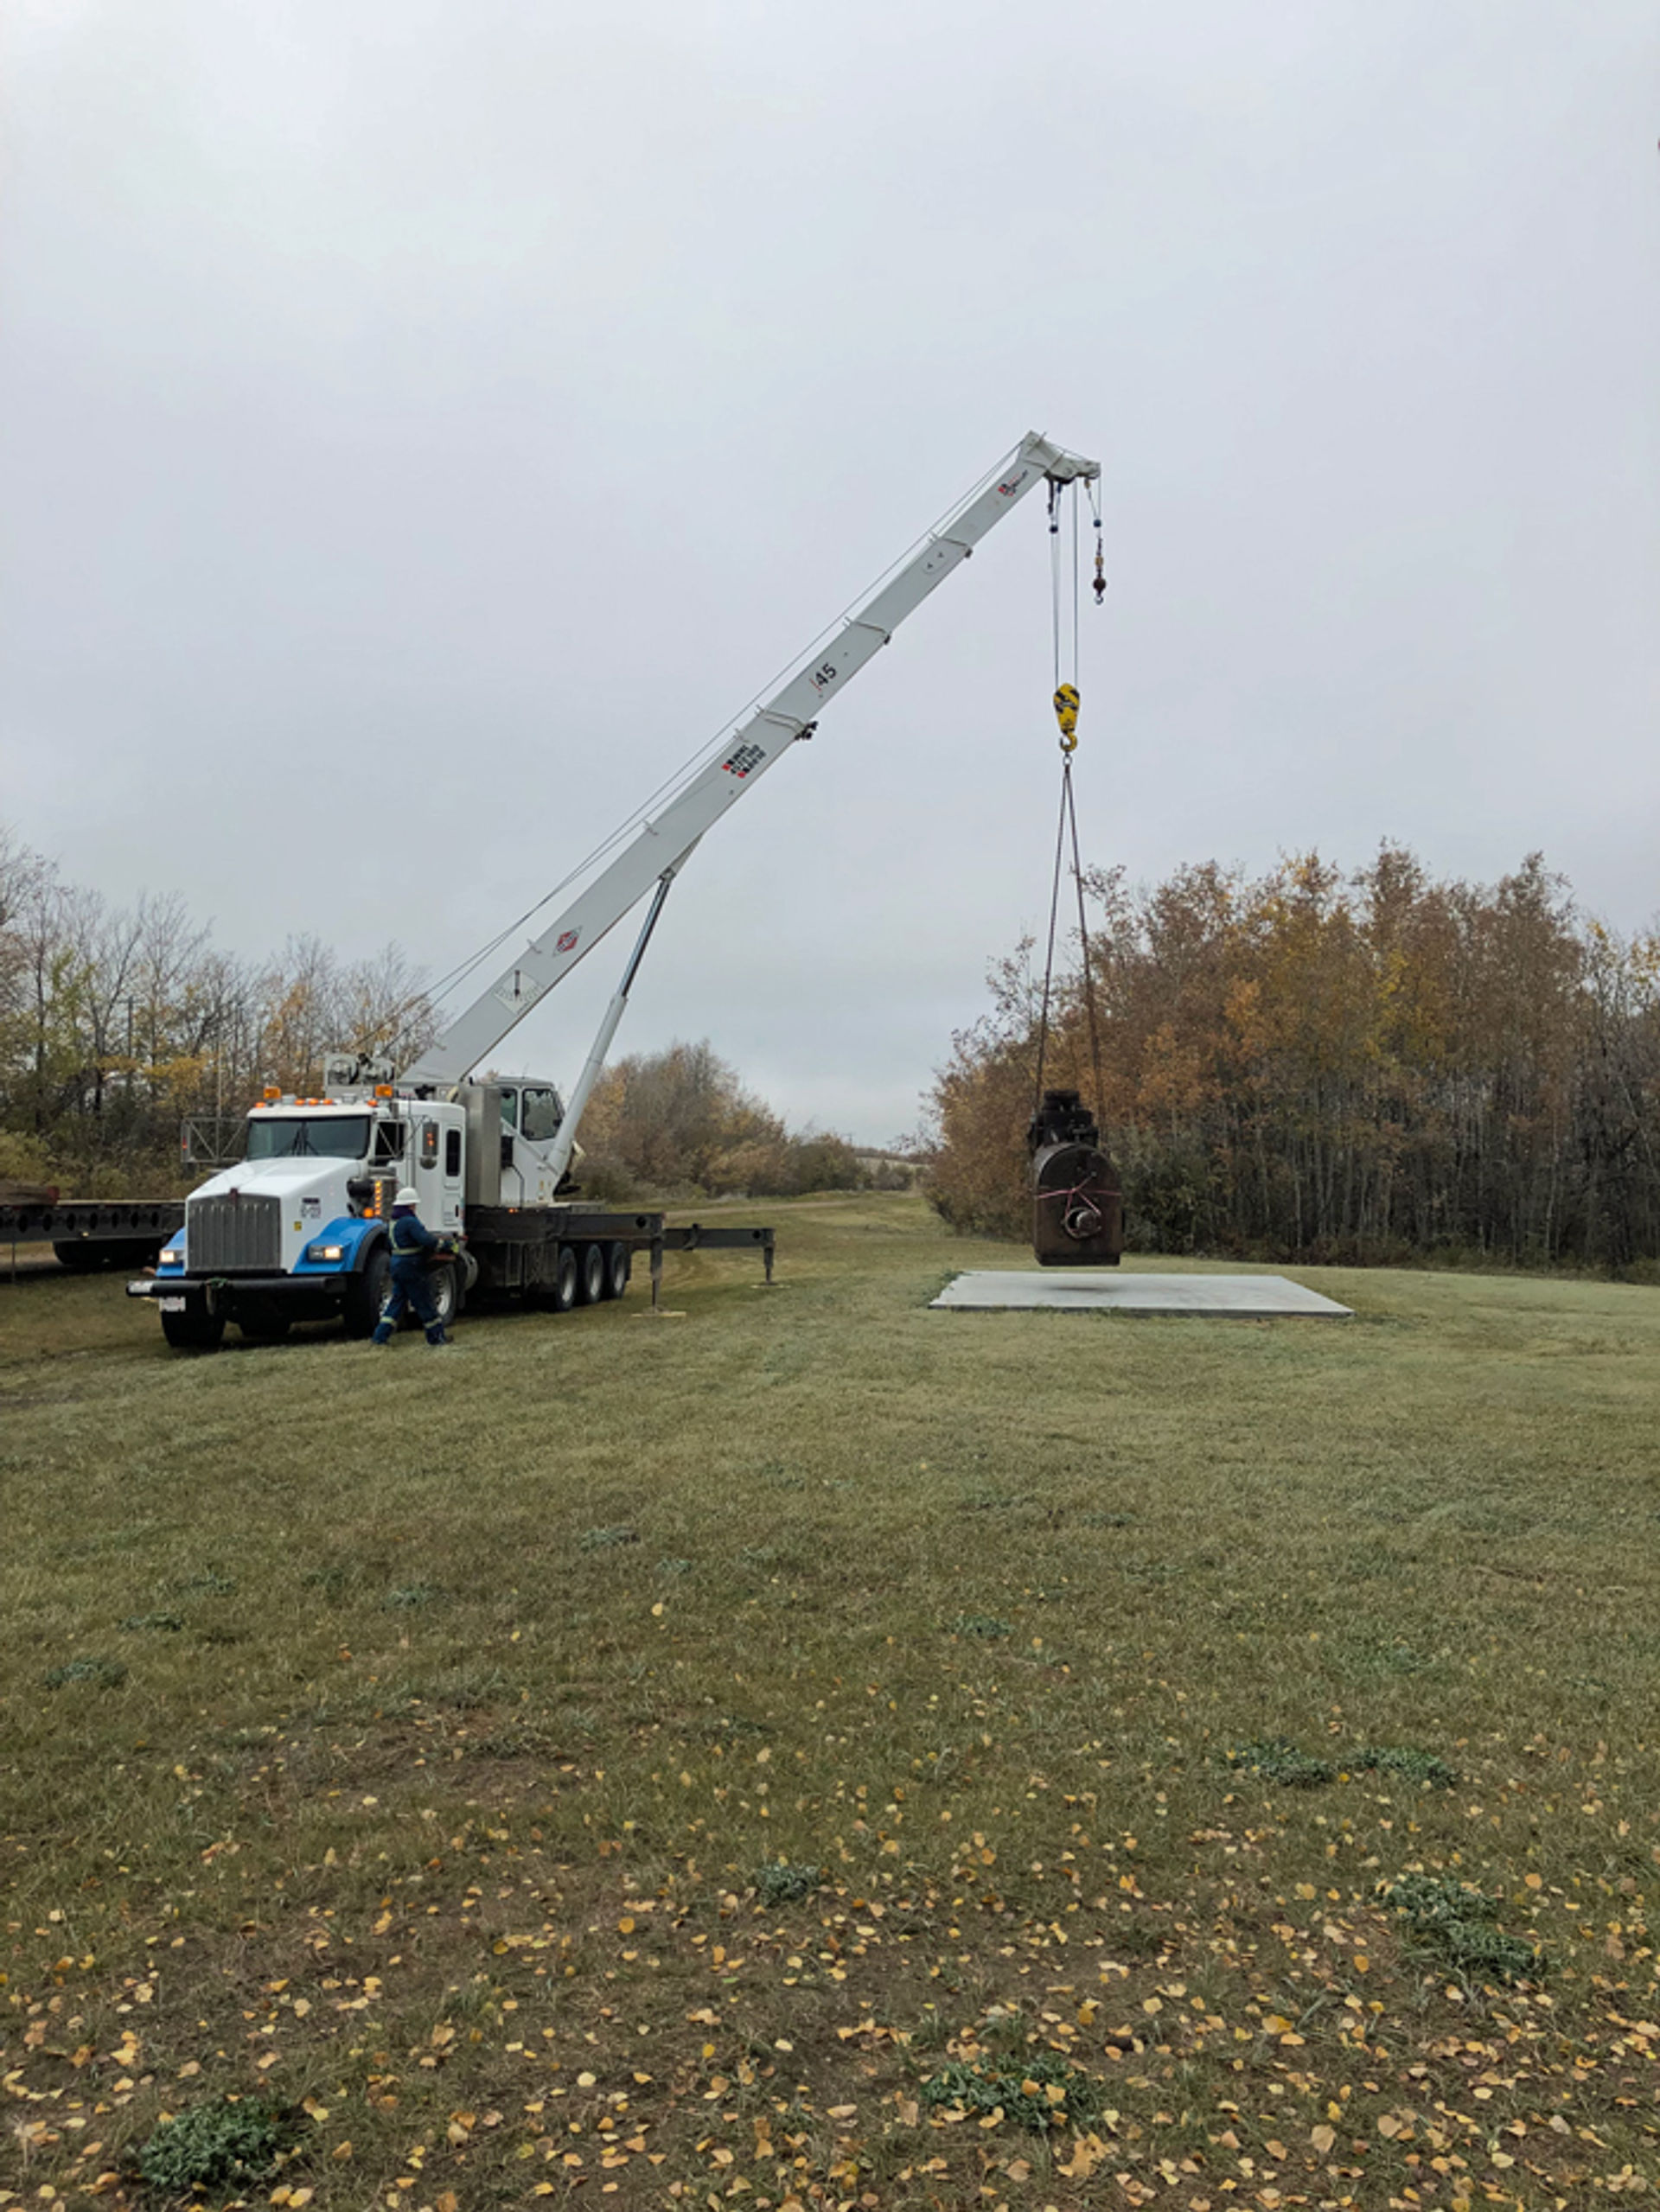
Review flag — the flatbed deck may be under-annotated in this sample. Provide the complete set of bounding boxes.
[463,1204,773,1303]
[0,1198,184,1268]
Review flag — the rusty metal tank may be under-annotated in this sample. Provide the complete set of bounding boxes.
[1027,1088,1122,1266]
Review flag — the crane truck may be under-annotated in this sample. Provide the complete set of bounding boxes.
[128,431,1101,1350]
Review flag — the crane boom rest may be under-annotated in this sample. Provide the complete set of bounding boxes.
[400,433,1101,1161]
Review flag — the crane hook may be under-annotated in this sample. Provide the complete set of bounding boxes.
[1052,683,1079,753]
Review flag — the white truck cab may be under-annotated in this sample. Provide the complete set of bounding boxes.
[139,1074,571,1346]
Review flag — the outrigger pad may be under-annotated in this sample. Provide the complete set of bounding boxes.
[931,1271,1352,1318]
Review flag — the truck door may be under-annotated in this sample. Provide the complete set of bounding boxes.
[496,1086,525,1207]
[415,1117,444,1224]
[518,1087,565,1204]
[440,1118,463,1228]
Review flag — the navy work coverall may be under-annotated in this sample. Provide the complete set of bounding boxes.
[372,1209,452,1346]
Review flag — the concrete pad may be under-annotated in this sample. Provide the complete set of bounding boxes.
[931,1270,1352,1318]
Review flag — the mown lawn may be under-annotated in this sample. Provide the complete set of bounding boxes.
[3,1195,1657,2210]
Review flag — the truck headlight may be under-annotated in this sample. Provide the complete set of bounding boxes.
[305,1242,347,1262]
[159,1247,182,1267]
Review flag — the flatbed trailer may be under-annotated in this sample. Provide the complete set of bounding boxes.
[1,1198,184,1270]
[466,1206,774,1306]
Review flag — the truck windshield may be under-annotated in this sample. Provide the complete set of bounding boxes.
[245,1115,370,1161]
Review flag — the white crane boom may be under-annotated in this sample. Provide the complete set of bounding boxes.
[402,430,1099,1091]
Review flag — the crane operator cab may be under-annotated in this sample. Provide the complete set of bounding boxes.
[481,1079,576,1207]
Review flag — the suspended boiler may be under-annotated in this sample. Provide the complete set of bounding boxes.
[1027,1088,1121,1266]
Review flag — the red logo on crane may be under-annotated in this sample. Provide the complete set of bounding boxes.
[556,930,579,953]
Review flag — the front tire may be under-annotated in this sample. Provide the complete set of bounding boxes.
[238,1302,291,1343]
[342,1245,390,1339]
[54,1241,109,1272]
[162,1308,226,1352]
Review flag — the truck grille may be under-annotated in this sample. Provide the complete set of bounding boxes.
[188,1194,282,1272]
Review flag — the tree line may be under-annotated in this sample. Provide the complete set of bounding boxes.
[0,824,438,1193]
[578,1038,903,1201]
[927,846,1660,1272]
[0,824,884,1201]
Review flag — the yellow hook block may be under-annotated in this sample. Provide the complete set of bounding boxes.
[1052,683,1080,752]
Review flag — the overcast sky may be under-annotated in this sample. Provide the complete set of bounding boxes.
[3,1,1657,1143]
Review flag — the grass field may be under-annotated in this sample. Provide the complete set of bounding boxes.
[3,1195,1657,2210]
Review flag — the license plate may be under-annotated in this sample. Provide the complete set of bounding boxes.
[158,1297,187,1313]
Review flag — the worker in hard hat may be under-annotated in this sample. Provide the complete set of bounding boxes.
[371,1186,458,1348]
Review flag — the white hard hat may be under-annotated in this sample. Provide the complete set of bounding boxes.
[394,1186,420,1208]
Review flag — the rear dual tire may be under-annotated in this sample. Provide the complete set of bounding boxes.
[427,1260,461,1331]
[559,1241,629,1310]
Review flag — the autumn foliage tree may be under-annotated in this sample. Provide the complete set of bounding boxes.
[1,823,872,1200]
[578,1039,864,1200]
[928,847,1660,1271]
[0,824,437,1193]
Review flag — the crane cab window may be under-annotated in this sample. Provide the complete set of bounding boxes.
[420,1120,439,1170]
[520,1087,564,1143]
[499,1088,519,1132]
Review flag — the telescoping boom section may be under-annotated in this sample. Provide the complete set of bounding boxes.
[401,432,1101,1090]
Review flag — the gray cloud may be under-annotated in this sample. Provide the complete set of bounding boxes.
[3,0,1656,1139]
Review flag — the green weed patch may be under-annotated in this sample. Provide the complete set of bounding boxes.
[382,1582,444,1610]
[919,2054,1104,2132]
[1354,1743,1459,1788]
[579,1524,639,1550]
[1385,1871,1542,1987]
[42,1654,127,1690]
[752,1859,820,1906]
[1223,1737,1337,1787]
[136,2095,291,2191]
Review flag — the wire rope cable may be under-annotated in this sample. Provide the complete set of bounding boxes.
[1031,479,1104,1121]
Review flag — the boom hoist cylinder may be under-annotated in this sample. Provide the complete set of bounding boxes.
[1027,1088,1122,1265]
